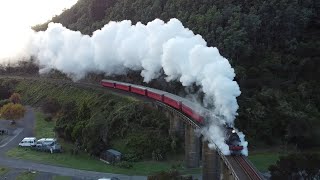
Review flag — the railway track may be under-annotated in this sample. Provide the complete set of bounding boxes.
[233,156,263,180]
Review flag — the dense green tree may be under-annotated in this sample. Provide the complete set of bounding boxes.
[42,97,61,114]
[55,101,79,140]
[0,86,10,100]
[269,153,320,180]
[77,102,91,121]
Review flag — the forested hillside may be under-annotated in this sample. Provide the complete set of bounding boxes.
[33,0,320,149]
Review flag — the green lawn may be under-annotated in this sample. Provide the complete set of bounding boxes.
[34,112,55,138]
[248,152,280,172]
[248,147,320,172]
[4,110,191,175]
[16,171,37,180]
[0,166,9,176]
[52,176,72,180]
[7,147,186,175]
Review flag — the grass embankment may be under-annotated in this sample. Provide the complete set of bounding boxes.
[6,79,188,175]
[248,147,320,172]
[7,147,185,175]
[34,112,55,138]
[248,152,280,172]
[8,111,183,175]
[14,79,135,108]
[16,171,37,180]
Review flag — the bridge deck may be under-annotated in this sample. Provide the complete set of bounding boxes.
[226,156,264,180]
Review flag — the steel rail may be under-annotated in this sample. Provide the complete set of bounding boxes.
[234,156,263,180]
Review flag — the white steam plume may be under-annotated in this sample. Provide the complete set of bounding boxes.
[0,18,246,155]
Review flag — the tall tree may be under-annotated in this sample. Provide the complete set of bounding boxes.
[269,153,320,180]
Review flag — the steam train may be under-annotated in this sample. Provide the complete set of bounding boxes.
[101,79,243,155]
[226,126,244,155]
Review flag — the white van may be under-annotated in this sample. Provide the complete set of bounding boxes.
[19,137,37,147]
[35,138,61,153]
[35,138,57,147]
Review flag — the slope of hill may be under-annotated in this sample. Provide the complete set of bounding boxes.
[31,0,320,149]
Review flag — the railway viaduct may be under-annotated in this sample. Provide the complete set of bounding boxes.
[150,100,263,180]
[2,76,264,180]
[91,79,264,180]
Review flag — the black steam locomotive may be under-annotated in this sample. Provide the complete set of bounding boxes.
[225,126,243,155]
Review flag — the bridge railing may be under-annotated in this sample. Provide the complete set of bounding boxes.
[216,146,240,180]
[154,101,200,128]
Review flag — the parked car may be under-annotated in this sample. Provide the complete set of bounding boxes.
[19,137,37,147]
[33,138,62,153]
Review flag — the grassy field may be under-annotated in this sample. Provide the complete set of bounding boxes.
[6,110,189,176]
[248,152,280,172]
[7,147,186,175]
[34,112,55,138]
[248,147,320,172]
[16,171,37,180]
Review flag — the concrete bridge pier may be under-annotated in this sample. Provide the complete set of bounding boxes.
[202,141,220,180]
[185,125,200,168]
[169,115,184,138]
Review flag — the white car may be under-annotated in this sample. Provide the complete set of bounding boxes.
[19,137,37,147]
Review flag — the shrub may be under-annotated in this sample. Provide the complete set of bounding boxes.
[269,153,320,179]
[44,114,53,122]
[9,93,21,104]
[115,161,133,169]
[0,99,10,108]
[122,153,141,162]
[42,98,61,115]
[0,103,26,120]
[148,170,181,180]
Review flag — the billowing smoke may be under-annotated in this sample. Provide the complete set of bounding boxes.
[0,18,247,155]
[238,131,249,156]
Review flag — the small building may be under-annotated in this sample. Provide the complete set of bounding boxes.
[100,149,122,164]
